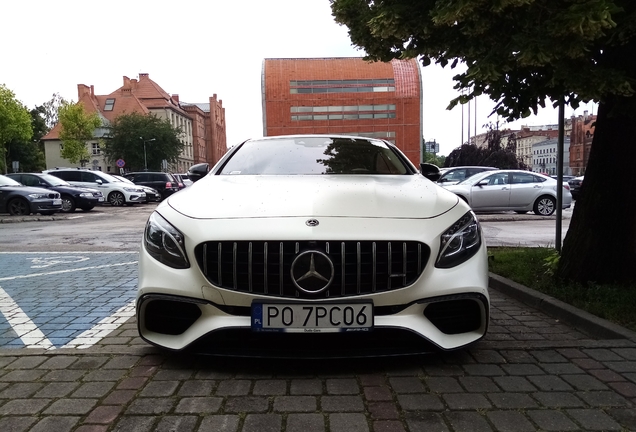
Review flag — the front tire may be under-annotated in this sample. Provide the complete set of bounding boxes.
[61,195,76,213]
[7,198,30,216]
[108,191,125,206]
[533,196,556,216]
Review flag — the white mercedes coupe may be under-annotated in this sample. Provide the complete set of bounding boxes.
[136,135,489,356]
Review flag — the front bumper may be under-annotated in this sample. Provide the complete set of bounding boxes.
[31,199,62,213]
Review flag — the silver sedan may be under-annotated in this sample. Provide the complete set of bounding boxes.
[444,170,572,216]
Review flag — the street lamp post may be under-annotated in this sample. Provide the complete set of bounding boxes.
[140,137,156,171]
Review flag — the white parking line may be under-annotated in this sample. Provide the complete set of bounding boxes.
[61,301,136,349]
[0,261,138,282]
[0,285,54,349]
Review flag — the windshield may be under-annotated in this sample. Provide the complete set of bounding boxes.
[219,137,410,175]
[39,174,70,186]
[0,175,21,187]
[457,170,498,185]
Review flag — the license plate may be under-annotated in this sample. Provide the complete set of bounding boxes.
[98,197,105,202]
[252,302,373,333]
[53,199,62,205]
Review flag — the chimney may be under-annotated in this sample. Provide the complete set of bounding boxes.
[139,73,149,80]
[171,94,179,104]
[584,110,588,121]
[77,84,91,99]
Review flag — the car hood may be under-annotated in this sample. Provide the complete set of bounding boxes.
[166,175,458,219]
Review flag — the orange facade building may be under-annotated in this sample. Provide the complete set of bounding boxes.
[261,58,422,165]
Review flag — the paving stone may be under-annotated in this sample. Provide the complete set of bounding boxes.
[458,376,500,393]
[291,379,323,395]
[5,356,47,369]
[527,410,579,431]
[125,397,175,414]
[33,382,79,398]
[423,364,463,376]
[111,415,156,432]
[139,380,178,397]
[587,368,626,382]
[197,415,239,431]
[540,363,584,375]
[360,374,386,386]
[102,390,136,405]
[425,377,462,393]
[608,381,636,397]
[327,378,359,394]
[532,391,585,408]
[0,369,46,382]
[29,416,81,432]
[274,395,316,412]
[44,398,97,415]
[153,369,193,380]
[530,350,568,363]
[567,408,622,431]
[463,364,505,376]
[444,412,492,432]
[470,349,507,363]
[583,349,624,362]
[83,405,124,424]
[102,356,140,369]
[372,420,406,432]
[397,394,444,411]
[116,376,148,390]
[242,413,282,432]
[0,416,37,432]
[572,357,604,369]
[321,395,364,412]
[612,348,636,360]
[224,396,270,413]
[178,380,215,396]
[0,398,51,415]
[75,425,109,432]
[368,401,400,419]
[216,379,251,396]
[575,390,632,407]
[155,416,198,432]
[0,382,43,398]
[329,413,369,432]
[37,356,78,369]
[501,363,545,375]
[607,408,636,431]
[175,396,222,413]
[487,410,535,432]
[492,376,537,392]
[129,365,158,377]
[488,392,538,409]
[286,413,325,432]
[499,350,537,363]
[253,379,287,395]
[72,381,116,398]
[527,375,574,391]
[606,361,636,373]
[443,393,491,410]
[68,357,108,370]
[404,412,449,432]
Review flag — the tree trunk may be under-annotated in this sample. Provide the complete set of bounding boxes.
[558,96,636,284]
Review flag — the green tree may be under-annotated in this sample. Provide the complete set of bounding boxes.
[331,0,636,284]
[102,112,184,172]
[7,106,47,172]
[421,151,445,167]
[0,84,32,173]
[58,102,102,165]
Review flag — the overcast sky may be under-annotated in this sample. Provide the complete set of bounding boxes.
[3,0,597,156]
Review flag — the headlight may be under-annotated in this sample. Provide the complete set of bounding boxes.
[79,193,92,198]
[28,193,48,199]
[144,212,189,269]
[436,211,482,268]
[123,187,138,192]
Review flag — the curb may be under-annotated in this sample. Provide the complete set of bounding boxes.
[489,272,636,341]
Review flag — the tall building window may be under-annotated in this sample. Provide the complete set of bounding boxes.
[291,104,396,121]
[92,143,101,155]
[290,79,395,94]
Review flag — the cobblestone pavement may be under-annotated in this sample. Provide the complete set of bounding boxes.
[1,287,635,432]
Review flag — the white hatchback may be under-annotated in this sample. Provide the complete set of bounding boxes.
[45,169,146,206]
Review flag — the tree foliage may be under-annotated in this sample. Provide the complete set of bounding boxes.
[421,151,445,167]
[0,84,32,173]
[41,93,68,130]
[101,112,184,172]
[7,107,47,173]
[445,124,527,169]
[58,102,102,164]
[331,0,636,284]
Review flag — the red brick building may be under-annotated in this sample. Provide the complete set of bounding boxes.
[569,111,596,176]
[42,74,226,173]
[261,58,422,165]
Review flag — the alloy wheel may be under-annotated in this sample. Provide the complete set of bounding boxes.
[109,192,125,206]
[8,199,30,216]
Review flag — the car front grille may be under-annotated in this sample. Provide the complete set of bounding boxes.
[194,240,430,299]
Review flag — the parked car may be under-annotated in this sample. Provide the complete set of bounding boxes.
[444,170,572,216]
[568,176,584,200]
[136,135,490,355]
[6,172,104,212]
[0,174,62,216]
[123,172,181,200]
[437,166,499,186]
[112,175,161,203]
[173,173,192,188]
[45,168,146,206]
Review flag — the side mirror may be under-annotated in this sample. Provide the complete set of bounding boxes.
[476,180,489,187]
[95,179,103,185]
[188,163,210,183]
[420,163,441,182]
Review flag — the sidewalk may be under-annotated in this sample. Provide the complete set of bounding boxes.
[0,275,635,432]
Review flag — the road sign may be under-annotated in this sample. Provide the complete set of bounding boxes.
[116,159,125,168]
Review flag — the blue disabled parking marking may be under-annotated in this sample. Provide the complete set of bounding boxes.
[0,252,138,349]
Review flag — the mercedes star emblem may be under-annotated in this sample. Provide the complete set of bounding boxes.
[290,250,334,294]
[306,219,320,227]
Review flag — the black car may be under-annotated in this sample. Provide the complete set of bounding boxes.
[123,172,181,200]
[568,176,584,200]
[7,173,104,213]
[0,174,62,216]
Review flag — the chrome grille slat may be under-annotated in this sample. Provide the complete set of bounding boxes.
[195,240,430,299]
